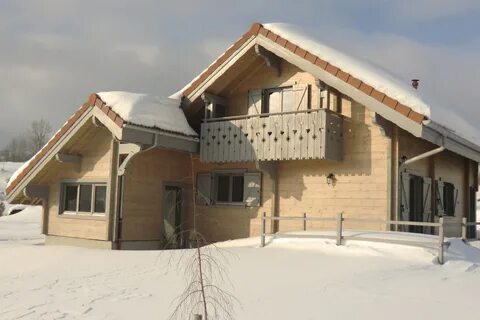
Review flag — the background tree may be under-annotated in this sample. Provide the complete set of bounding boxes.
[28,119,52,154]
[1,119,52,162]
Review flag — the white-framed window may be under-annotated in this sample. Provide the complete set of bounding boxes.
[61,182,107,215]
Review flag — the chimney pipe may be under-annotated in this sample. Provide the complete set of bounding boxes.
[411,79,419,90]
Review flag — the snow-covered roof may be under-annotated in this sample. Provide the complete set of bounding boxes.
[263,23,479,143]
[179,22,479,145]
[97,91,197,137]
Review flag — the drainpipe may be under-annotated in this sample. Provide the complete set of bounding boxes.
[395,135,446,226]
[113,135,158,248]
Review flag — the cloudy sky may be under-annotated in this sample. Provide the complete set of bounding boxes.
[1,0,479,148]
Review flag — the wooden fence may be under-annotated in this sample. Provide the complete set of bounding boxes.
[259,212,465,265]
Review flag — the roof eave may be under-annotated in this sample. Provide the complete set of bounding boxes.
[421,120,480,163]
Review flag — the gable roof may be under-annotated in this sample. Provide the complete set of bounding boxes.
[180,22,425,124]
[179,22,480,162]
[6,93,197,199]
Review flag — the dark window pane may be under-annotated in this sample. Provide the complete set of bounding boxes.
[231,176,244,202]
[64,185,78,212]
[216,175,230,202]
[78,185,92,212]
[444,183,455,216]
[94,186,107,213]
[214,104,226,118]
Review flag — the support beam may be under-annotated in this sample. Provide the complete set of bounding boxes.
[119,143,141,155]
[117,146,141,176]
[55,153,82,164]
[256,161,279,233]
[255,44,281,76]
[23,185,49,199]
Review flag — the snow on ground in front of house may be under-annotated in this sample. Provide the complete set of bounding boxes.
[0,206,43,243]
[2,212,480,319]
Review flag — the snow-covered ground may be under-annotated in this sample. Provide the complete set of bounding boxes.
[0,162,25,215]
[1,208,480,319]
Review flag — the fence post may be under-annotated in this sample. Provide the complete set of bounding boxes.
[461,217,467,241]
[260,212,266,247]
[303,213,307,231]
[193,315,202,320]
[438,217,445,265]
[336,212,343,246]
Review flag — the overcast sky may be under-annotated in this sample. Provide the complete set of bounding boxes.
[1,0,479,148]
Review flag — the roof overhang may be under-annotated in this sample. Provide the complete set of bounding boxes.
[421,120,480,163]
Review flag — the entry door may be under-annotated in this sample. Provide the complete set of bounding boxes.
[162,186,182,248]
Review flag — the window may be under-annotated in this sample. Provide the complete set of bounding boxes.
[443,182,455,216]
[61,183,107,215]
[215,174,244,204]
[262,87,294,114]
[196,172,261,207]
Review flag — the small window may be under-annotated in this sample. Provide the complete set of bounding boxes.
[61,183,107,215]
[214,173,245,204]
[263,87,294,114]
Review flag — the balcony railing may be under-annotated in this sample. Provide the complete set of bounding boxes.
[200,108,343,163]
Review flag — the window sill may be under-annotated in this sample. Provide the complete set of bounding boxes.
[58,212,107,220]
[211,202,246,208]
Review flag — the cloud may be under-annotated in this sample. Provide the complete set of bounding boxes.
[0,0,479,148]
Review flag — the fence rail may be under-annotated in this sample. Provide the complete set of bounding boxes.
[260,212,454,264]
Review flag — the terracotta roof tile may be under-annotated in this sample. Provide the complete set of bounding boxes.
[325,64,339,76]
[408,110,425,123]
[346,76,362,89]
[277,36,288,47]
[359,82,374,95]
[395,103,411,116]
[259,28,269,38]
[267,32,278,42]
[305,52,317,64]
[370,89,386,103]
[295,47,307,58]
[285,41,297,53]
[250,22,262,35]
[383,96,398,109]
[315,58,328,69]
[337,70,350,82]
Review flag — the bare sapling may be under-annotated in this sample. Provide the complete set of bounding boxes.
[165,155,240,320]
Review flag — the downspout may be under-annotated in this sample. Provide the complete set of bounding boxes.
[395,133,446,226]
[113,134,158,249]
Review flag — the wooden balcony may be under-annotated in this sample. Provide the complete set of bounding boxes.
[200,109,343,163]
